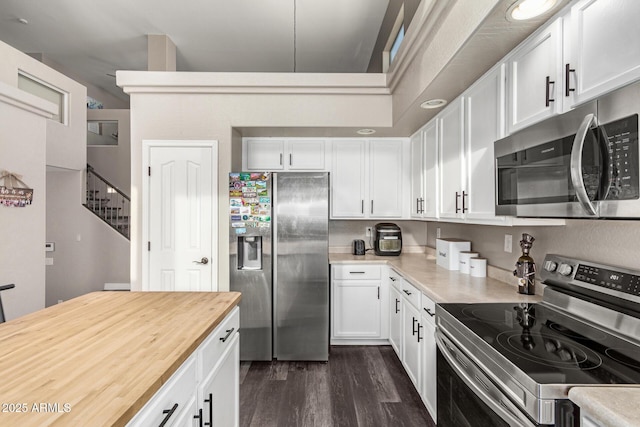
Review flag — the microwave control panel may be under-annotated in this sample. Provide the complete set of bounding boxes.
[604,114,639,200]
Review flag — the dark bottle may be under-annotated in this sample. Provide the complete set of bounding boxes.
[513,233,536,295]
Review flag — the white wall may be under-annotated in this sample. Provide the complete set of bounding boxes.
[45,171,130,306]
[87,109,131,194]
[120,71,391,291]
[0,40,86,171]
[0,83,56,320]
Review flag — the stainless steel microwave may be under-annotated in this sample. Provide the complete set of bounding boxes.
[494,81,640,218]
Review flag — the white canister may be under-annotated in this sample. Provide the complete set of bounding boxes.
[470,258,488,278]
[459,251,479,274]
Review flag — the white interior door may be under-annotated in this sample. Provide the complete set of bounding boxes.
[146,142,217,291]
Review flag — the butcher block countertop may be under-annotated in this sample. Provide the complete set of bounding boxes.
[0,291,241,427]
[330,252,542,304]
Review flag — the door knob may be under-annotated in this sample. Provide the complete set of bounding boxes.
[193,257,209,265]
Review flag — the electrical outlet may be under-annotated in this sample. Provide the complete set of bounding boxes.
[436,227,441,238]
[365,227,372,237]
[504,234,513,253]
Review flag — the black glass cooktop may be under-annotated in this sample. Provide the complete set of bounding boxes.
[440,302,640,385]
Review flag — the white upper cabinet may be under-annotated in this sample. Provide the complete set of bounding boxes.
[566,0,640,108]
[409,131,424,219]
[243,138,328,171]
[245,139,285,170]
[410,121,438,220]
[438,98,465,220]
[331,139,407,219]
[331,140,367,218]
[507,17,564,134]
[465,65,507,223]
[369,139,404,218]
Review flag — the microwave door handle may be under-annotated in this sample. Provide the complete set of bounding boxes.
[570,113,598,216]
[435,332,537,427]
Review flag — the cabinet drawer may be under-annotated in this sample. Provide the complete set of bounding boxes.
[333,264,381,280]
[421,293,436,324]
[401,280,420,309]
[388,269,403,291]
[199,307,240,376]
[126,355,197,427]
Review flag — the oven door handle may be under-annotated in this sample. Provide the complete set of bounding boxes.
[435,331,537,427]
[570,113,599,216]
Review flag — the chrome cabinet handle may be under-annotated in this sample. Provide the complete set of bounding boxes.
[570,113,599,216]
[193,257,209,265]
[565,63,575,97]
[159,403,178,427]
[545,76,555,107]
[220,327,235,343]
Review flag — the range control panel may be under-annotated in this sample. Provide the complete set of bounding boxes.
[540,254,640,301]
[575,264,640,297]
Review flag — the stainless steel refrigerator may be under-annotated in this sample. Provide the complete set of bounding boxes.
[229,172,329,361]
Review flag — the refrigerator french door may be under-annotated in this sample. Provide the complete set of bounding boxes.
[229,172,329,361]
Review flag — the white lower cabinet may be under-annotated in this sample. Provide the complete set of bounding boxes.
[388,273,403,355]
[127,307,240,427]
[402,294,421,387]
[331,264,388,343]
[420,295,437,422]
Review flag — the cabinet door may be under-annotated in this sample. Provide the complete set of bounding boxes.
[331,140,367,218]
[507,18,563,133]
[568,0,640,107]
[246,139,285,170]
[402,301,421,387]
[420,314,437,422]
[333,280,381,338]
[287,140,326,170]
[422,120,439,219]
[369,140,404,218]
[199,332,239,427]
[410,132,425,219]
[438,99,465,220]
[464,65,507,223]
[389,286,403,356]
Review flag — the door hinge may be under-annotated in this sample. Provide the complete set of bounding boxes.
[148,166,151,176]
[148,241,150,251]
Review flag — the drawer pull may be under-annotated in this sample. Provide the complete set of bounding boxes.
[412,317,417,335]
[220,327,235,343]
[349,271,365,274]
[417,323,423,342]
[204,393,213,426]
[395,298,400,314]
[194,408,203,427]
[403,289,412,296]
[159,403,178,427]
[389,276,396,281]
[423,307,435,317]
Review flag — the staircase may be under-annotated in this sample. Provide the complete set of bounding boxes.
[84,164,130,239]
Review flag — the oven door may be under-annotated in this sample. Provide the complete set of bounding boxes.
[436,331,539,427]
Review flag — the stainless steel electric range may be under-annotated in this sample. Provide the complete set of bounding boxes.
[436,254,640,427]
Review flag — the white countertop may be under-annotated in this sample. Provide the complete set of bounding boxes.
[569,387,640,427]
[329,252,542,304]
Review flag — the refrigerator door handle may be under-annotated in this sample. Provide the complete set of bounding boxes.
[272,174,279,358]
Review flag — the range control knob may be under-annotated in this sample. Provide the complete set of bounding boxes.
[544,260,558,272]
[557,263,574,276]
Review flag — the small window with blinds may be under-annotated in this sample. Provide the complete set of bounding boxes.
[17,72,68,124]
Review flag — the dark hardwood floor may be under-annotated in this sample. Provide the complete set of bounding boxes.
[239,346,436,427]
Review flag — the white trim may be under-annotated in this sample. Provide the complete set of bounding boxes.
[141,139,219,291]
[17,69,69,125]
[0,81,56,118]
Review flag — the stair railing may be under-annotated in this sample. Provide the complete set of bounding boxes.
[84,164,130,239]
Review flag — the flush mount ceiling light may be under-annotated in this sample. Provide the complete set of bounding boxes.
[420,99,447,109]
[18,18,28,25]
[357,128,376,135]
[507,0,558,21]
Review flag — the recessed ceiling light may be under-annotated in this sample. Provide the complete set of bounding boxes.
[507,0,557,21]
[357,129,376,135]
[18,18,29,25]
[420,99,447,109]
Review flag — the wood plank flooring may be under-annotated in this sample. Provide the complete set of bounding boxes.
[240,346,436,427]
